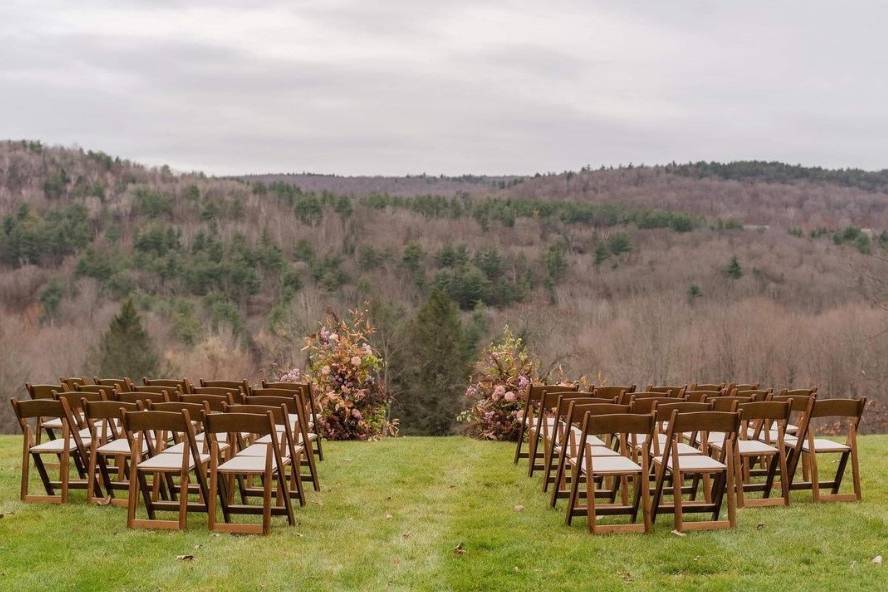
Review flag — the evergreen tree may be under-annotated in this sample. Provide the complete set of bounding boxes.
[724,256,743,280]
[391,289,472,435]
[94,299,162,378]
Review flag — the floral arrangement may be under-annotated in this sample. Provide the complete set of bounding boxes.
[280,307,396,440]
[458,326,539,440]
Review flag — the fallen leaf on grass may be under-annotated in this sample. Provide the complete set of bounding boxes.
[176,555,194,561]
[873,555,883,565]
[402,532,411,540]
[513,505,524,512]
[453,543,466,556]
[385,513,393,520]
[756,523,765,530]
[670,530,686,537]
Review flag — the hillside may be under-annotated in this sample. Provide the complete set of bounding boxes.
[1,140,887,431]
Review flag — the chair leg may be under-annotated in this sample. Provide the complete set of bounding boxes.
[725,450,737,528]
[178,468,189,530]
[809,451,821,502]
[672,469,684,532]
[850,446,862,501]
[565,461,582,526]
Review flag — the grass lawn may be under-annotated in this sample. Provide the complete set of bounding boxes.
[0,435,886,591]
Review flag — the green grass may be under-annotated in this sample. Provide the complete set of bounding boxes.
[0,435,886,591]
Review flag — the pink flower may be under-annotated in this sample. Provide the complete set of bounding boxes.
[493,385,505,397]
[351,356,362,367]
[321,365,331,375]
[504,391,517,402]
[518,375,529,389]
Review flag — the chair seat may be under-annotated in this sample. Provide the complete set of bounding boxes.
[195,432,229,443]
[580,455,642,475]
[165,441,228,454]
[218,454,281,474]
[655,454,726,472]
[569,427,605,446]
[96,438,148,455]
[31,437,91,453]
[802,438,850,453]
[138,452,210,471]
[710,439,777,455]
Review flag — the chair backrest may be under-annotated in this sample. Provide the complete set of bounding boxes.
[191,386,241,398]
[689,383,724,391]
[737,400,791,422]
[668,410,740,435]
[261,381,304,391]
[54,389,104,407]
[25,384,62,399]
[646,385,686,397]
[199,379,250,394]
[250,387,299,399]
[653,401,712,422]
[123,409,193,437]
[731,383,760,392]
[684,389,723,402]
[779,387,817,398]
[117,390,170,404]
[147,401,208,420]
[584,412,655,438]
[225,403,288,426]
[180,393,232,412]
[143,378,191,394]
[94,377,133,391]
[83,400,139,440]
[628,396,675,413]
[132,385,173,394]
[204,411,274,438]
[592,386,629,399]
[708,395,754,411]
[83,399,139,422]
[60,377,89,390]
[243,395,298,414]
[11,398,83,450]
[12,398,67,422]
[731,388,771,400]
[75,384,118,398]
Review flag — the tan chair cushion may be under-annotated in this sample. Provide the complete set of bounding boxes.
[137,452,209,471]
[802,438,850,453]
[217,454,281,474]
[580,455,643,475]
[30,437,91,453]
[655,454,726,472]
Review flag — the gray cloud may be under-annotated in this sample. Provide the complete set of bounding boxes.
[2,1,888,175]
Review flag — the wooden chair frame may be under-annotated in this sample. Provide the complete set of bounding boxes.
[514,384,578,465]
[261,382,324,461]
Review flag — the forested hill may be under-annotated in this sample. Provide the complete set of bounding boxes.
[1,140,887,432]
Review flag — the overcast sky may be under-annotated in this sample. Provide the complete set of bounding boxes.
[2,1,887,176]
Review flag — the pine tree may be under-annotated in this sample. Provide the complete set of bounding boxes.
[725,256,743,280]
[95,299,162,378]
[391,289,472,435]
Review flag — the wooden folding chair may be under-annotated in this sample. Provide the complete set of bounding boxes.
[776,388,817,435]
[788,398,865,502]
[76,384,119,398]
[550,402,629,507]
[526,388,583,476]
[11,398,96,503]
[514,384,578,465]
[651,410,739,533]
[205,411,295,535]
[565,411,654,534]
[243,394,319,491]
[711,400,792,508]
[226,403,307,506]
[143,377,191,395]
[540,392,618,489]
[123,409,210,530]
[26,383,65,441]
[84,400,140,506]
[261,382,324,461]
